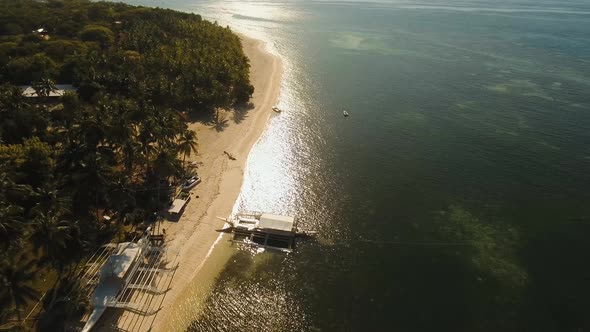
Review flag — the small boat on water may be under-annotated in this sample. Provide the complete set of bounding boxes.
[343,110,349,117]
[219,211,316,252]
[272,106,282,113]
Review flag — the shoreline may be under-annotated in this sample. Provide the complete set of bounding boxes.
[100,35,282,332]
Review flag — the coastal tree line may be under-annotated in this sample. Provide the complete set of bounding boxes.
[0,0,253,329]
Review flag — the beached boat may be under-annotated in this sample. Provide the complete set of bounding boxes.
[168,191,190,215]
[181,175,201,191]
[81,238,147,332]
[80,229,174,331]
[219,211,316,252]
[272,106,282,113]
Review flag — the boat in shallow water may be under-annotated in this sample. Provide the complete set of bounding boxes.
[219,211,316,252]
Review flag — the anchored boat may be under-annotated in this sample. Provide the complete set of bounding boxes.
[219,212,316,252]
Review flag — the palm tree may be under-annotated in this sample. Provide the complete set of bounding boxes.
[0,257,40,323]
[0,205,24,249]
[151,149,182,208]
[31,184,70,218]
[0,175,31,250]
[153,149,182,181]
[177,129,198,169]
[138,117,160,177]
[80,114,107,150]
[119,137,142,177]
[29,212,73,272]
[67,152,112,220]
[31,77,57,99]
[0,174,34,202]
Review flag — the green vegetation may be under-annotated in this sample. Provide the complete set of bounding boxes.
[438,206,527,292]
[0,0,254,329]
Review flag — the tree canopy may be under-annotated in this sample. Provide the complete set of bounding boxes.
[0,0,254,109]
[0,0,253,328]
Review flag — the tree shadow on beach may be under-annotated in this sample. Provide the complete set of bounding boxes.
[185,109,229,132]
[210,113,229,132]
[186,109,215,125]
[184,102,253,129]
[232,102,254,124]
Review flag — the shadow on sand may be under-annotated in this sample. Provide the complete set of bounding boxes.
[185,110,229,132]
[210,114,229,132]
[183,102,255,132]
[232,102,254,124]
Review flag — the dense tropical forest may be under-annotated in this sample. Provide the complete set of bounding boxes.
[0,0,253,329]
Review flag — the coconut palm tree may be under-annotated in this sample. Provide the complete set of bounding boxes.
[120,138,142,177]
[153,149,182,181]
[0,205,24,249]
[65,151,112,220]
[0,175,31,250]
[31,184,70,218]
[31,77,57,99]
[29,212,73,266]
[177,129,198,169]
[138,116,160,177]
[0,257,40,323]
[0,173,33,202]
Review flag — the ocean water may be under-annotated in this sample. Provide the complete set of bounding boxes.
[126,0,590,330]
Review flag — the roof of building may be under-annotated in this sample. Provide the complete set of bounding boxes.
[258,213,295,232]
[19,84,76,98]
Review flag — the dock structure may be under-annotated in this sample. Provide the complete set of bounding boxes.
[80,231,179,332]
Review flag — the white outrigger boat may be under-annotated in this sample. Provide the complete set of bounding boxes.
[219,212,316,252]
[80,228,175,332]
[81,237,148,332]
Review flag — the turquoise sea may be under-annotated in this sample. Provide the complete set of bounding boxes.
[128,0,590,330]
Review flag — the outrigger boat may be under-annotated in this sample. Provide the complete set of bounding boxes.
[218,211,316,252]
[81,233,149,332]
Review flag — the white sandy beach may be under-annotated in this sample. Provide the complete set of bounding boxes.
[96,35,282,332]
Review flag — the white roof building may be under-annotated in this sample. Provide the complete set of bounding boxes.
[20,84,76,98]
